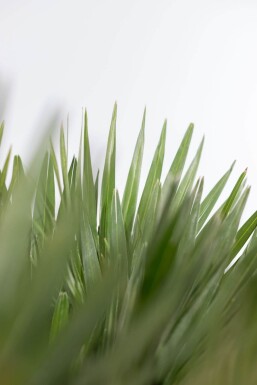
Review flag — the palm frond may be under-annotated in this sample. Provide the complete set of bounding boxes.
[0,108,256,385]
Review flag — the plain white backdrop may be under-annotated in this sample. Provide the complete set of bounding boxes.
[1,0,257,219]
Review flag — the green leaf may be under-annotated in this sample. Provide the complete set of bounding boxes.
[99,103,117,256]
[83,110,97,232]
[75,122,83,191]
[45,155,55,234]
[163,123,194,189]
[0,195,76,362]
[179,177,204,253]
[33,274,115,385]
[174,137,204,209]
[197,161,235,231]
[66,239,85,304]
[0,147,12,193]
[81,211,101,293]
[57,157,78,224]
[94,169,99,215]
[50,139,62,196]
[132,179,161,269]
[122,109,145,236]
[50,292,69,343]
[8,155,25,197]
[0,121,4,147]
[221,168,247,219]
[139,179,161,243]
[110,190,128,277]
[33,153,55,239]
[137,120,166,225]
[140,183,203,304]
[101,103,116,214]
[219,186,251,267]
[60,125,70,205]
[104,191,129,347]
[231,210,257,259]
[0,147,12,209]
[68,156,77,194]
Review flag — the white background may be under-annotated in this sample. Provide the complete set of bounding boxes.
[1,0,257,219]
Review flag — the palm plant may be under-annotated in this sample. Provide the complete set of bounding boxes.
[0,105,257,385]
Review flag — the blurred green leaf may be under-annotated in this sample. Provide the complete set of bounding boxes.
[33,153,55,242]
[60,125,70,206]
[50,292,69,343]
[0,121,4,147]
[81,211,101,293]
[0,147,12,194]
[8,155,25,198]
[50,139,62,196]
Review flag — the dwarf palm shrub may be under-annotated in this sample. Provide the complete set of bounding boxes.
[0,105,257,385]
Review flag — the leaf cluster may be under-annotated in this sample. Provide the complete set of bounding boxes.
[0,109,256,385]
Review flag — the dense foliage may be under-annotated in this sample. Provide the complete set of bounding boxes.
[0,105,257,384]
